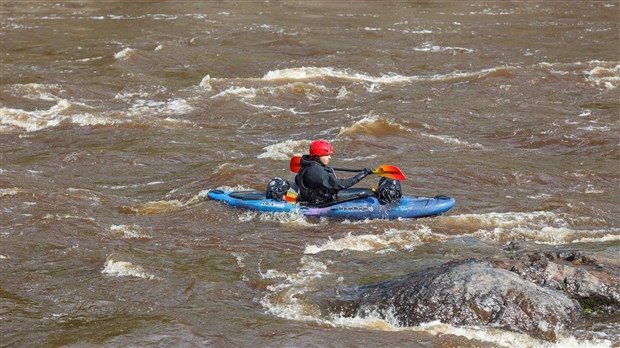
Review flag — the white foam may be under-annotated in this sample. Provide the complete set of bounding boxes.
[114,47,136,60]
[579,109,592,117]
[261,212,316,226]
[419,132,484,149]
[586,63,620,89]
[109,224,151,239]
[211,184,254,192]
[210,82,330,106]
[260,256,330,322]
[70,113,118,127]
[237,210,319,227]
[572,234,620,243]
[305,226,447,254]
[0,187,24,197]
[577,125,611,132]
[336,86,349,99]
[102,257,158,280]
[413,42,474,54]
[198,75,213,91]
[211,86,257,100]
[444,211,618,245]
[126,98,194,116]
[304,211,617,254]
[42,213,96,222]
[1,97,120,132]
[163,99,193,114]
[1,100,70,132]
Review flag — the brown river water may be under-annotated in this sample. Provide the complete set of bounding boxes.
[1,1,619,347]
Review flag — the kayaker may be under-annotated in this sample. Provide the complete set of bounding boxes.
[295,139,372,205]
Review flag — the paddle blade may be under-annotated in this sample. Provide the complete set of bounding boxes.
[289,156,302,173]
[373,165,407,181]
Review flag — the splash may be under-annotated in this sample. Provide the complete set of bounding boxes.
[586,62,620,89]
[260,255,330,322]
[238,210,320,227]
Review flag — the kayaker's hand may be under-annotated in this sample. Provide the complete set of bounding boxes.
[361,168,373,177]
[352,168,372,183]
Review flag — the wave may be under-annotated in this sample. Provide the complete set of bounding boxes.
[198,66,515,92]
[439,211,619,245]
[0,91,120,132]
[1,95,195,133]
[211,82,330,100]
[118,188,211,215]
[336,115,485,150]
[109,224,152,239]
[304,211,617,254]
[2,100,84,132]
[257,139,311,160]
[338,115,411,137]
[538,60,619,90]
[305,226,445,254]
[258,66,514,84]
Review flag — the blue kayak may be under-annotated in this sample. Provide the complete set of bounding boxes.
[207,188,455,220]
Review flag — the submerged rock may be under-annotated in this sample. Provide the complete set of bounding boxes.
[331,259,582,341]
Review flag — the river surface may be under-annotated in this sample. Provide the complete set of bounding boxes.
[1,1,619,347]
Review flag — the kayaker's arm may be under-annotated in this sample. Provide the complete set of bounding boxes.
[321,167,372,189]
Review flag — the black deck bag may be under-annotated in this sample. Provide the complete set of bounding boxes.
[376,177,402,204]
[266,177,290,201]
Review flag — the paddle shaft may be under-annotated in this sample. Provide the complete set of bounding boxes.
[332,167,364,173]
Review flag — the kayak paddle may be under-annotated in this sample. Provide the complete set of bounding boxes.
[289,156,406,181]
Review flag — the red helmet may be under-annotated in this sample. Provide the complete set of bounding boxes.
[309,139,333,157]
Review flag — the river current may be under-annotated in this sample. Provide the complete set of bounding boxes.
[1,1,619,347]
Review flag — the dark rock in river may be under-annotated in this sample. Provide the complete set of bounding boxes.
[331,259,582,341]
[493,246,620,314]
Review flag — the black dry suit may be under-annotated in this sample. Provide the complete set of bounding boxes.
[294,155,368,205]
